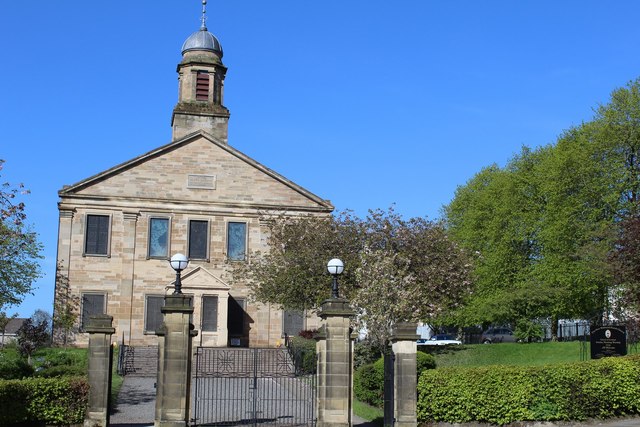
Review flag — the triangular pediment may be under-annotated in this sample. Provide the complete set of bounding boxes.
[59,131,333,213]
[172,266,231,291]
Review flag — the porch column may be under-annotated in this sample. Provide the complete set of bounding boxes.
[390,322,420,427]
[155,294,198,427]
[84,314,115,427]
[317,298,355,427]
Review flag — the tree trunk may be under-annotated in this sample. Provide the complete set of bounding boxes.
[551,315,558,341]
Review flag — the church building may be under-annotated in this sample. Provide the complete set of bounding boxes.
[53,4,332,347]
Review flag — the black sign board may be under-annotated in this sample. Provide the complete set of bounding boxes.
[590,325,627,359]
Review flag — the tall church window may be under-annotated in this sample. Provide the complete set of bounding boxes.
[144,295,164,334]
[196,71,209,101]
[227,222,247,261]
[84,214,110,256]
[148,217,170,259]
[189,220,209,260]
[81,293,106,331]
[201,296,218,332]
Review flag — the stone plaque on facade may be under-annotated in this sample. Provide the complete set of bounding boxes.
[590,325,626,359]
[188,174,216,189]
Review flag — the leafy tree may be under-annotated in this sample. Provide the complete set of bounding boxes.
[232,207,473,350]
[17,311,51,364]
[445,79,640,332]
[355,209,473,349]
[0,159,43,308]
[52,263,79,347]
[610,215,640,323]
[231,211,364,311]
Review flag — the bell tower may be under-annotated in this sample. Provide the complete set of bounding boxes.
[172,0,230,143]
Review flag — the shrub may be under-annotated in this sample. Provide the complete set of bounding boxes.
[354,339,382,369]
[288,336,316,375]
[298,329,317,340]
[354,358,384,407]
[34,348,88,377]
[0,350,34,379]
[417,355,640,425]
[416,351,436,376]
[0,376,89,426]
[514,319,544,342]
[354,352,436,408]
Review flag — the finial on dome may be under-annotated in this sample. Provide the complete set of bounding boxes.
[181,0,223,56]
[201,0,208,30]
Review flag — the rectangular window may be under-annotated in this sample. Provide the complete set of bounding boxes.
[85,214,110,255]
[196,71,209,101]
[189,220,209,260]
[283,309,304,337]
[227,296,245,336]
[201,296,218,332]
[227,222,247,261]
[145,295,165,334]
[148,217,169,258]
[81,293,106,330]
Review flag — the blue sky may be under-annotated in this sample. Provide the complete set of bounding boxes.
[3,1,640,317]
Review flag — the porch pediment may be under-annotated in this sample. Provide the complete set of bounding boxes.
[172,266,231,291]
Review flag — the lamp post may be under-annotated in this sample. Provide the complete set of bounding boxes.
[327,258,344,299]
[169,253,189,294]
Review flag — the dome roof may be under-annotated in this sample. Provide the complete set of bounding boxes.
[181,27,223,57]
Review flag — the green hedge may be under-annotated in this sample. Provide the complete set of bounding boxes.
[0,377,89,426]
[354,352,436,408]
[417,355,640,425]
[288,336,317,375]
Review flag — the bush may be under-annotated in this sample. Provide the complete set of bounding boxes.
[0,376,89,426]
[297,329,317,339]
[34,348,88,377]
[417,355,640,425]
[354,358,385,407]
[354,339,382,370]
[416,351,436,376]
[514,319,544,342]
[288,336,316,375]
[0,350,34,379]
[354,352,436,408]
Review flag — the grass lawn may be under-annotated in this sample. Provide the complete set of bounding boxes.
[353,399,383,425]
[431,341,639,368]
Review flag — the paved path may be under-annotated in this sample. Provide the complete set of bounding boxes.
[109,376,640,427]
[109,376,370,426]
[109,377,156,427]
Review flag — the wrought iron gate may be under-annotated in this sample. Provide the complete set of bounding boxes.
[192,347,317,426]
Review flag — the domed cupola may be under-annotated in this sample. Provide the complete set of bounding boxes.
[172,0,230,143]
[181,27,223,57]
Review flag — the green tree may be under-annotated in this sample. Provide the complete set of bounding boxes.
[232,208,473,349]
[0,160,43,308]
[231,211,364,311]
[445,79,640,332]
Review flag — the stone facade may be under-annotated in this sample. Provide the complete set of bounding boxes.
[53,18,332,348]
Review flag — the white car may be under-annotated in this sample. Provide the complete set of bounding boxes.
[417,334,462,346]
